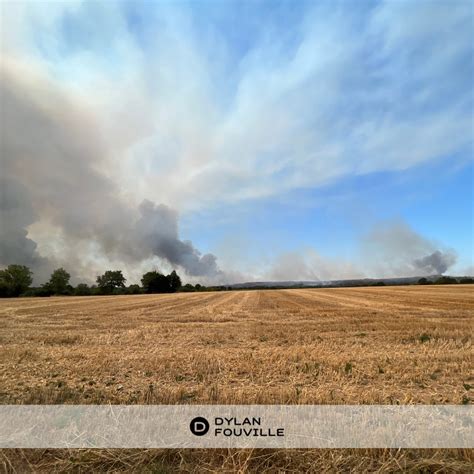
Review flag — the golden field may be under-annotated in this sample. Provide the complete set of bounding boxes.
[0,285,473,472]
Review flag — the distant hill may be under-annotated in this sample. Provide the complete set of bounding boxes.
[226,275,472,289]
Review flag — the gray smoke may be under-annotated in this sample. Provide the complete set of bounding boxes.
[0,60,220,282]
[0,177,52,281]
[413,250,457,275]
[266,250,363,282]
[133,200,220,276]
[0,177,39,266]
[363,221,457,277]
[0,60,458,284]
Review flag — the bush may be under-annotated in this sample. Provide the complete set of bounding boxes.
[36,285,55,297]
[434,276,458,285]
[112,287,127,296]
[0,281,10,297]
[127,284,142,294]
[75,283,92,296]
[21,286,53,297]
[417,277,431,285]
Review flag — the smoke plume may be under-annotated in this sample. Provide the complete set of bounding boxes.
[132,200,220,277]
[362,221,457,277]
[0,59,220,283]
[0,62,460,285]
[413,250,457,275]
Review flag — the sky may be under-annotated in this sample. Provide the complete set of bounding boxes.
[0,0,473,285]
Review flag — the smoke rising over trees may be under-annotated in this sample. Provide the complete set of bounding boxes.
[1,1,471,286]
[1,262,472,299]
[0,61,222,284]
[413,251,457,275]
[0,265,186,297]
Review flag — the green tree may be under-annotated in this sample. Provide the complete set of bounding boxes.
[36,284,54,297]
[75,283,92,296]
[0,280,9,298]
[96,270,126,294]
[127,284,142,294]
[141,271,169,293]
[168,270,182,293]
[0,264,33,297]
[47,268,71,295]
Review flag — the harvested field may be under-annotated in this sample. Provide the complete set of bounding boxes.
[1,285,473,472]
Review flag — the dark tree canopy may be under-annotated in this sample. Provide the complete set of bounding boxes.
[47,267,71,295]
[141,270,182,293]
[0,264,33,297]
[75,283,92,296]
[127,284,142,294]
[168,270,182,292]
[96,270,126,294]
[141,271,169,293]
[434,276,458,285]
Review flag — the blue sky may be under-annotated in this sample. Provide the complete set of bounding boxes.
[1,0,473,283]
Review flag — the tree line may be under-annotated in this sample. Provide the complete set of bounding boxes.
[1,264,473,298]
[0,264,208,298]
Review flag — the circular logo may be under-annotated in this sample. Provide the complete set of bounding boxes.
[190,416,210,436]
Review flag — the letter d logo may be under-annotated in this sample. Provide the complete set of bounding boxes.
[190,416,209,436]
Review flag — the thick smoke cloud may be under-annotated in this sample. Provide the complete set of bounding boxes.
[133,200,220,276]
[362,221,457,277]
[0,60,220,282]
[413,250,457,275]
[0,177,39,265]
[0,177,51,281]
